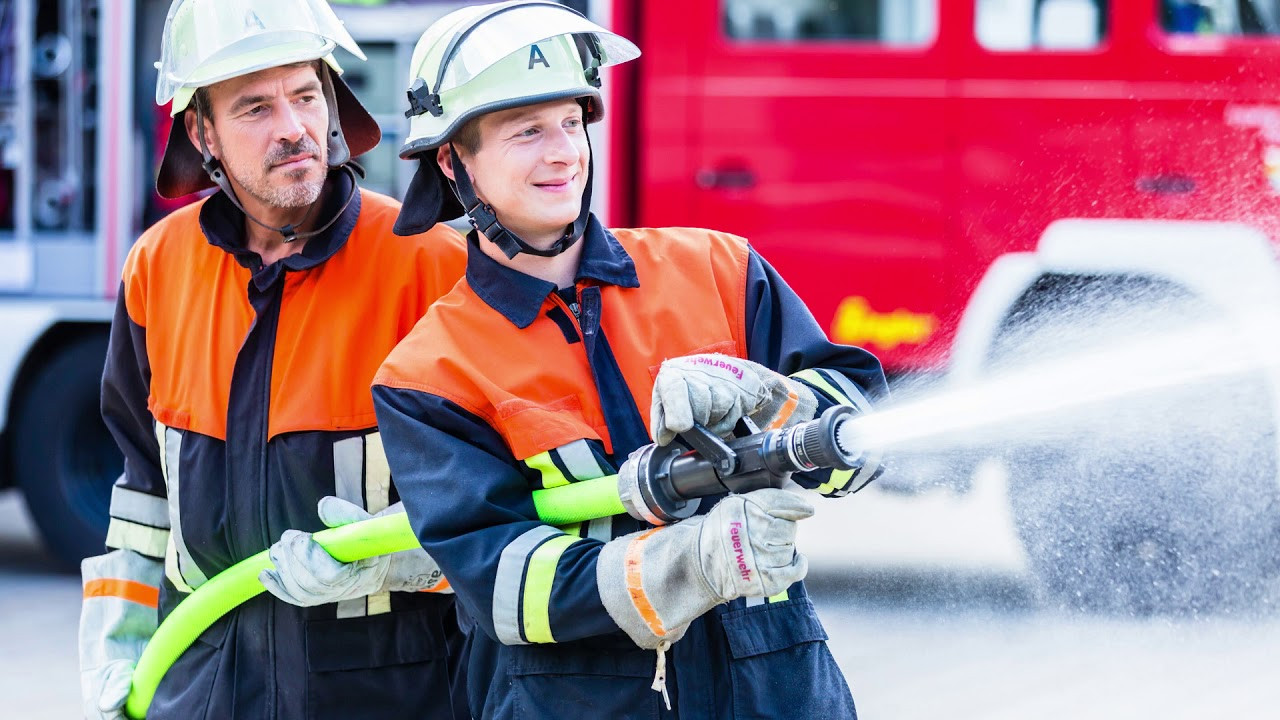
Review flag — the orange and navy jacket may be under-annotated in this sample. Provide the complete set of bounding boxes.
[372,215,886,718]
[95,171,469,720]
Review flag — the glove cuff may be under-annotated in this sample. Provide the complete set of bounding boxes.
[749,374,818,431]
[597,526,714,649]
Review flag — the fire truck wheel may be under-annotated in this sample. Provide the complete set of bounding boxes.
[12,333,122,572]
[992,276,1280,614]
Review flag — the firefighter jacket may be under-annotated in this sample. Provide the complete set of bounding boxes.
[372,215,887,719]
[92,171,470,720]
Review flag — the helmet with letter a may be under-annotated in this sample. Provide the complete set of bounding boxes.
[392,0,640,258]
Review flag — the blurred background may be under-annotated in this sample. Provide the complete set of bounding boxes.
[4,0,1280,717]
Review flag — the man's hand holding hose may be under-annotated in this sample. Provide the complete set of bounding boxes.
[260,497,451,607]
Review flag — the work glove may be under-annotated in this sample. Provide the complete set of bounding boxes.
[80,550,162,720]
[650,354,817,445]
[596,488,814,650]
[83,660,134,720]
[259,497,451,607]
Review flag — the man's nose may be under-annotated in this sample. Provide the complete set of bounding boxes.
[274,104,307,144]
[543,126,582,164]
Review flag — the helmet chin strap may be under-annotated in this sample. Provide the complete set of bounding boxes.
[194,101,358,244]
[448,131,594,260]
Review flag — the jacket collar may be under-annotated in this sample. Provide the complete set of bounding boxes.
[465,214,640,328]
[198,169,362,282]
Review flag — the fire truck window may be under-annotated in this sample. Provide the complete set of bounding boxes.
[31,0,97,231]
[1161,1,1280,35]
[976,0,1108,51]
[723,0,937,46]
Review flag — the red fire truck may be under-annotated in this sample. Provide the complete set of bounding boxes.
[606,0,1280,613]
[3,0,1279,613]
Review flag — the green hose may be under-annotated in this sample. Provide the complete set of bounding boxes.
[125,475,622,719]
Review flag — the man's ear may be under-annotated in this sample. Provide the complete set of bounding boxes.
[183,107,218,158]
[436,144,456,182]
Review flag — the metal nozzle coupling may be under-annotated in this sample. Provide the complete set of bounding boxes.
[782,405,860,471]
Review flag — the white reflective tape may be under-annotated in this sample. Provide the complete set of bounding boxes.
[157,425,207,589]
[586,516,612,542]
[493,525,560,646]
[364,432,391,515]
[744,596,764,608]
[109,483,170,529]
[557,439,605,480]
[363,433,391,614]
[333,436,365,507]
[334,435,369,618]
[367,593,391,615]
[165,536,194,593]
[105,518,168,559]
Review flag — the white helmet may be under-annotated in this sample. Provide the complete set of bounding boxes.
[154,0,381,200]
[393,0,640,255]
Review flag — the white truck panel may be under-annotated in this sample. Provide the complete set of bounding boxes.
[0,301,114,435]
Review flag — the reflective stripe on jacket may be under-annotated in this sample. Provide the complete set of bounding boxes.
[98,172,470,720]
[372,215,887,719]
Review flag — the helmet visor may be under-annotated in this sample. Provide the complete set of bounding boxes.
[156,0,364,106]
[431,2,640,94]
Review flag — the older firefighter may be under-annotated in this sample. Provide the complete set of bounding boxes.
[78,1,469,718]
[371,2,888,717]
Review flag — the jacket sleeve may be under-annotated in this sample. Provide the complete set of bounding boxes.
[374,385,622,646]
[81,285,167,693]
[100,285,171,560]
[744,248,889,496]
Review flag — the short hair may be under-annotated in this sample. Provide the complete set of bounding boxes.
[452,116,482,154]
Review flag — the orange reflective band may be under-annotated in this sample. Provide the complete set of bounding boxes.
[625,528,667,638]
[764,389,800,431]
[84,579,160,609]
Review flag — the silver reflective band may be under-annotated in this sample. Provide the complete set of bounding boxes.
[105,519,169,560]
[157,423,208,591]
[109,483,171,529]
[333,435,368,619]
[558,439,605,481]
[586,516,613,542]
[492,525,561,645]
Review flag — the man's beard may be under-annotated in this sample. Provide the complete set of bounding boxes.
[228,135,328,209]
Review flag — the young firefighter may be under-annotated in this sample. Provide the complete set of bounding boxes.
[78,1,469,718]
[374,2,887,717]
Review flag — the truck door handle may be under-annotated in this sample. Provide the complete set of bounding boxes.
[1136,175,1195,194]
[696,166,757,190]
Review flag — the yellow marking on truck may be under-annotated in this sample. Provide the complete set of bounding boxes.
[831,296,936,350]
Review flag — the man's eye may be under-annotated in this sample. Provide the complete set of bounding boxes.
[565,118,583,129]
[246,106,265,116]
[519,127,540,137]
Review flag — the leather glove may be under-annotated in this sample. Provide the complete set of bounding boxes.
[80,550,161,720]
[596,488,814,649]
[259,497,451,607]
[83,659,134,720]
[650,354,817,445]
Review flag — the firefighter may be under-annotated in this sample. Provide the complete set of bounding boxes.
[78,1,470,718]
[371,2,888,717]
